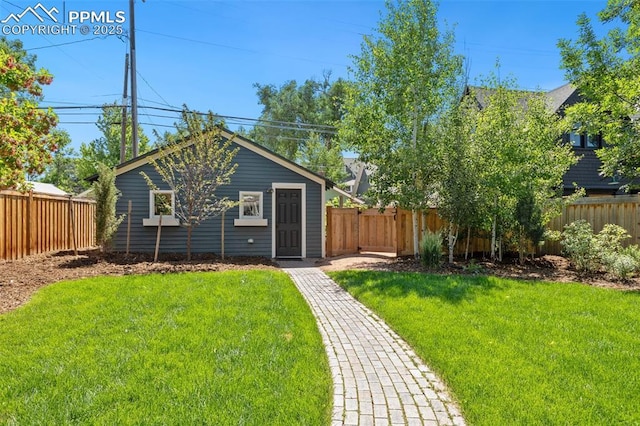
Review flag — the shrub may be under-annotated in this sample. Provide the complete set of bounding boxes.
[608,254,637,279]
[561,220,639,278]
[420,229,443,268]
[560,220,598,272]
[94,163,124,251]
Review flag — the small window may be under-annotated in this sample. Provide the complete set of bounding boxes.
[234,191,268,227]
[240,191,263,219]
[569,132,582,147]
[151,190,175,217]
[143,190,180,226]
[585,133,601,149]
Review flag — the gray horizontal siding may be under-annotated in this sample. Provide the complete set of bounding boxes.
[113,143,323,257]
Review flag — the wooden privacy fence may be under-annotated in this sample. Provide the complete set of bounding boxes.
[326,207,489,257]
[326,195,640,257]
[0,190,96,260]
[545,194,640,254]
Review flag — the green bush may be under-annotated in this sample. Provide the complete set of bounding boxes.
[560,220,598,272]
[420,229,443,268]
[561,220,639,278]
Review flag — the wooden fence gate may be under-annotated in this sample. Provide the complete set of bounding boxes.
[326,207,402,256]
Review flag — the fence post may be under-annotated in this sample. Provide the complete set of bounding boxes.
[326,206,333,257]
[27,190,33,256]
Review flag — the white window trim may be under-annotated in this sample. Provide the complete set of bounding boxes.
[143,190,180,226]
[271,183,306,258]
[234,191,268,226]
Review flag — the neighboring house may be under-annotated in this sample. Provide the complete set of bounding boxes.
[27,181,68,196]
[342,158,375,198]
[107,129,332,258]
[326,185,365,207]
[467,83,630,196]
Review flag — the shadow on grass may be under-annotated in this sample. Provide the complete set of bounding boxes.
[330,270,505,304]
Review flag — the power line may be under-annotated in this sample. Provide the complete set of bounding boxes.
[25,36,113,51]
[41,104,339,135]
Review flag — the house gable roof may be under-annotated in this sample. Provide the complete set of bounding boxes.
[465,83,579,114]
[94,128,334,188]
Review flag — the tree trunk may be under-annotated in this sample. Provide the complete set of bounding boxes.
[412,210,420,259]
[465,225,471,260]
[448,223,457,264]
[491,216,497,260]
[187,224,192,261]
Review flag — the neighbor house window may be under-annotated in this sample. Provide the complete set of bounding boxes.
[568,123,602,149]
[234,191,268,226]
[143,190,180,226]
[569,131,582,147]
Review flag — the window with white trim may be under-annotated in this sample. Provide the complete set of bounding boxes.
[234,191,268,226]
[143,190,180,226]
[151,190,175,217]
[240,191,262,219]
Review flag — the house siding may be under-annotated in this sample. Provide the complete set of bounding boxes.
[113,143,323,257]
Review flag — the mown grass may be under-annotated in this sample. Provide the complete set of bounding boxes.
[0,271,331,425]
[329,271,640,425]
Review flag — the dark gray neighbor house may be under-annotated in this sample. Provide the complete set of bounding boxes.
[467,83,633,196]
[109,129,332,258]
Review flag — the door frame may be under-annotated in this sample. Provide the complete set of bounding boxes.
[271,183,306,258]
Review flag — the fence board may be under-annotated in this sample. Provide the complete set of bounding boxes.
[0,190,96,260]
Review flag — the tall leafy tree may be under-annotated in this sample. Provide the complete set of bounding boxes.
[340,0,463,256]
[0,38,58,189]
[141,108,238,260]
[298,132,347,183]
[250,72,348,171]
[558,0,640,185]
[469,77,578,261]
[434,95,487,262]
[40,130,84,194]
[77,103,151,184]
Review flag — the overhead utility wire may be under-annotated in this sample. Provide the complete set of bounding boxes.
[40,104,338,133]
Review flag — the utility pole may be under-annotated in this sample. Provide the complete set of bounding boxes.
[129,0,139,158]
[120,53,129,164]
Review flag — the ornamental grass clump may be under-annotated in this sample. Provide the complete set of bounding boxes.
[420,229,443,268]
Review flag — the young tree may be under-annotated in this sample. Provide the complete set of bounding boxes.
[0,39,58,189]
[141,108,239,260]
[434,96,487,263]
[558,0,640,185]
[94,163,124,251]
[77,103,151,184]
[470,77,577,261]
[340,0,463,257]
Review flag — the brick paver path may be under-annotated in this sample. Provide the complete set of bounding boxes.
[281,264,465,426]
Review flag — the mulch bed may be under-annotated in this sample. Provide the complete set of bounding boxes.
[1,251,638,315]
[0,250,277,315]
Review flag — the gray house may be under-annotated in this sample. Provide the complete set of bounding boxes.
[110,129,331,258]
[467,83,631,196]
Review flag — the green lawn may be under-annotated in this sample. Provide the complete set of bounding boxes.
[329,271,640,425]
[0,271,331,425]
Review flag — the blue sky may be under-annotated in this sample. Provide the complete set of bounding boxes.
[1,0,606,151]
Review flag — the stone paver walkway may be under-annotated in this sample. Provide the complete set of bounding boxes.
[280,262,465,426]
